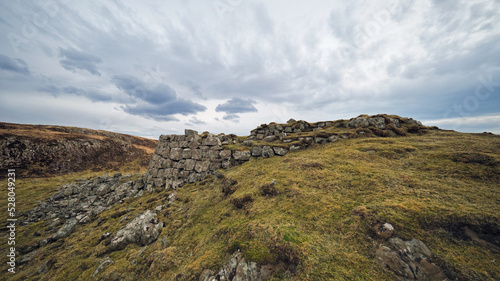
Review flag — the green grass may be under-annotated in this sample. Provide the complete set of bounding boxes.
[2,130,499,280]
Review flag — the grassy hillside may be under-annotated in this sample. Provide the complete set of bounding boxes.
[2,129,499,280]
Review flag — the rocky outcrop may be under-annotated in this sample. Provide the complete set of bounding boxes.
[375,238,447,281]
[108,210,163,252]
[0,122,156,178]
[199,252,274,281]
[23,173,145,222]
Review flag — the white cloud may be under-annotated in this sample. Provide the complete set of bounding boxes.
[0,0,499,137]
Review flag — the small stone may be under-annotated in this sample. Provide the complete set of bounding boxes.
[373,222,394,240]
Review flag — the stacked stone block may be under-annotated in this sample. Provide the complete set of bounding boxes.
[146,134,235,190]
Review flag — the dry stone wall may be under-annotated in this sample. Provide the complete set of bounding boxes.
[145,115,428,190]
[145,134,235,190]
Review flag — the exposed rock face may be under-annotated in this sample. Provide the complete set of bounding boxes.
[23,173,145,222]
[199,252,274,281]
[108,210,163,252]
[375,238,447,281]
[0,122,156,178]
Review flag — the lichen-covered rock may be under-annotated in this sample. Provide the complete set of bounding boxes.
[375,237,447,281]
[346,117,370,128]
[262,146,275,158]
[51,218,77,241]
[273,147,288,156]
[233,150,251,161]
[108,210,163,252]
[373,222,394,240]
[200,252,273,281]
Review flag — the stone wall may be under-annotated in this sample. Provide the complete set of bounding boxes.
[145,115,428,190]
[145,134,235,190]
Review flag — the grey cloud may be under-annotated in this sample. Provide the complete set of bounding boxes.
[188,116,207,125]
[123,99,206,121]
[0,53,30,75]
[62,86,113,102]
[216,98,258,114]
[113,74,206,121]
[222,113,240,122]
[58,47,102,76]
[113,75,176,104]
[184,81,204,99]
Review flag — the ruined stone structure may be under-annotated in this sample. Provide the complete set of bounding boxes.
[144,115,428,191]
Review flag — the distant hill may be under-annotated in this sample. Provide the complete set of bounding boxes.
[0,122,157,178]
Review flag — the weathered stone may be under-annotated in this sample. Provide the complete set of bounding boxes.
[188,140,200,149]
[209,150,221,161]
[179,170,190,178]
[199,252,270,281]
[390,118,401,128]
[183,159,196,171]
[93,258,113,277]
[273,147,288,156]
[289,145,301,151]
[222,160,232,169]
[375,246,413,279]
[175,135,186,142]
[179,141,189,148]
[51,218,77,241]
[220,150,232,160]
[263,135,277,142]
[169,148,183,161]
[191,149,203,160]
[182,148,192,159]
[242,140,253,146]
[406,118,422,126]
[202,135,222,146]
[252,146,263,157]
[256,134,264,140]
[376,237,447,281]
[373,222,394,240]
[108,210,163,251]
[195,160,211,172]
[262,146,274,158]
[314,137,328,144]
[346,117,370,128]
[328,135,339,142]
[210,162,222,170]
[368,117,386,129]
[233,150,251,161]
[287,118,296,124]
[185,129,198,136]
[284,126,293,133]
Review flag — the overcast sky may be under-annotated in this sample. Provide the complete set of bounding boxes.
[1,0,499,138]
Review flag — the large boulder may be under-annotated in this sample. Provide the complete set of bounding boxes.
[108,210,163,252]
